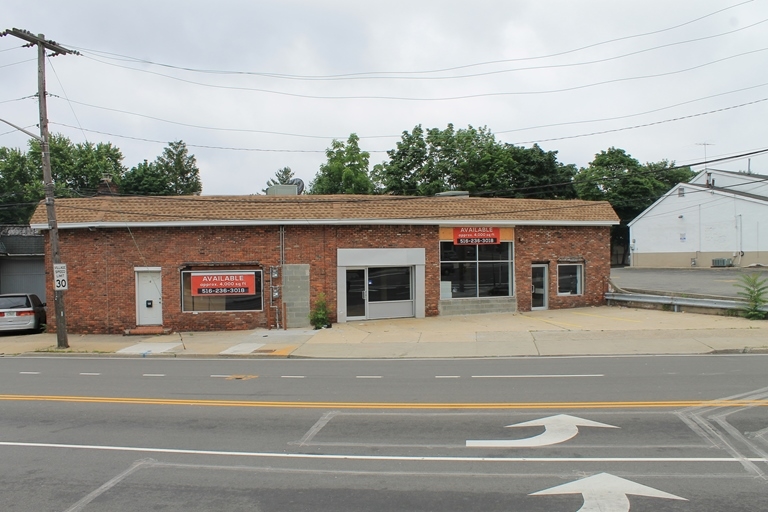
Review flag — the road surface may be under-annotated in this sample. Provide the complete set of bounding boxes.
[1,355,766,511]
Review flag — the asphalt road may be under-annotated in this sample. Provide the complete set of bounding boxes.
[1,356,767,511]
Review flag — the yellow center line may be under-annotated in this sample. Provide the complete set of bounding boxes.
[1,394,766,409]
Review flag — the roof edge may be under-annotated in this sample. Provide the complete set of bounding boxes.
[32,219,619,230]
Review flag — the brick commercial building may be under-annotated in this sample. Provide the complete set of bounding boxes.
[30,193,618,334]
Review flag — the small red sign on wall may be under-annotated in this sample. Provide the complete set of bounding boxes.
[191,272,257,296]
[453,227,501,245]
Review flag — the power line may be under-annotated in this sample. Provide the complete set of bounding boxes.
[47,80,768,142]
[78,47,768,101]
[49,96,768,155]
[511,97,768,145]
[66,0,754,80]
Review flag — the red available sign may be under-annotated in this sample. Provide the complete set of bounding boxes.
[453,227,501,245]
[191,272,256,296]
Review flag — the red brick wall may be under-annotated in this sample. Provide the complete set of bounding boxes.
[514,226,611,311]
[284,225,441,319]
[44,224,441,333]
[44,223,609,333]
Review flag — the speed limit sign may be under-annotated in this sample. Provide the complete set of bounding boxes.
[53,263,68,291]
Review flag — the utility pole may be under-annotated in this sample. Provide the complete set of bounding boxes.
[2,28,78,348]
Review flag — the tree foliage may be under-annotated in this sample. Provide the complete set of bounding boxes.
[573,147,695,264]
[574,147,695,221]
[27,134,126,196]
[0,147,41,224]
[372,124,576,198]
[263,166,295,193]
[309,134,373,194]
[0,134,127,223]
[122,141,202,196]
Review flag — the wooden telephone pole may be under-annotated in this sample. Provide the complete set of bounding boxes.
[2,28,78,348]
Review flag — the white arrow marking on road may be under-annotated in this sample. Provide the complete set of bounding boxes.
[466,414,619,447]
[530,472,687,512]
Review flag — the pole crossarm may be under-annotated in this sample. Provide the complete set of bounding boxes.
[1,28,80,56]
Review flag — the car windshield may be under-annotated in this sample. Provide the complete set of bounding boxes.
[0,296,31,309]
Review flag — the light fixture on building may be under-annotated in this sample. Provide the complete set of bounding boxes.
[270,266,280,279]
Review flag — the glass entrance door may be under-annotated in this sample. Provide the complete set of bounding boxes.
[531,264,548,310]
[346,269,367,319]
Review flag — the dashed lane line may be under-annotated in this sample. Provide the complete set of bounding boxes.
[471,374,603,378]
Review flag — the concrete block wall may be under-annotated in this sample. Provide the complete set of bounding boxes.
[439,297,517,316]
[282,264,310,328]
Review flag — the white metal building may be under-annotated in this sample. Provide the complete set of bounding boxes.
[628,169,768,268]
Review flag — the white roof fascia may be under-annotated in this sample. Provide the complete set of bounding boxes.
[32,219,618,230]
[628,184,684,228]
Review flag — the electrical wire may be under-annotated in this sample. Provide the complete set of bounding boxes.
[510,97,768,145]
[66,0,755,79]
[48,95,768,155]
[78,47,768,101]
[48,80,768,141]
[74,18,768,83]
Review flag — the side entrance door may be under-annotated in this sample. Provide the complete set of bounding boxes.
[531,264,548,310]
[136,269,163,325]
[345,268,367,320]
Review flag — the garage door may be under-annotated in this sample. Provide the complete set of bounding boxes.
[0,257,46,301]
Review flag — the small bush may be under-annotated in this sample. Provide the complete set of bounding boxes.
[309,293,331,329]
[734,273,768,320]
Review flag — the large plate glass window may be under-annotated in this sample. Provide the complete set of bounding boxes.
[557,264,583,295]
[440,242,513,298]
[368,267,412,302]
[181,270,263,312]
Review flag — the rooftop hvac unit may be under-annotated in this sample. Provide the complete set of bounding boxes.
[711,258,733,267]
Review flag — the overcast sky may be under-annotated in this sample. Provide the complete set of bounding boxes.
[2,0,767,195]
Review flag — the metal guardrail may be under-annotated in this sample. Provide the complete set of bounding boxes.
[605,292,768,312]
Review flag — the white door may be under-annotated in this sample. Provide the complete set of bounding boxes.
[136,270,163,325]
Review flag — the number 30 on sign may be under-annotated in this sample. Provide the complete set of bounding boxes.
[53,263,68,291]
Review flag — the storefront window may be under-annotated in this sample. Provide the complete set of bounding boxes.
[557,264,583,295]
[368,267,412,302]
[181,270,263,312]
[440,241,513,298]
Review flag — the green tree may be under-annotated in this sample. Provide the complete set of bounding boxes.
[574,147,695,264]
[122,141,202,196]
[0,147,42,224]
[372,124,576,198]
[263,166,295,193]
[309,134,373,194]
[27,134,126,196]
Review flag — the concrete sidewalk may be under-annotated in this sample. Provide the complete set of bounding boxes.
[1,306,766,358]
